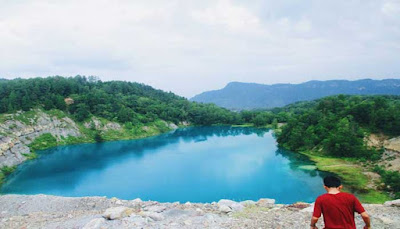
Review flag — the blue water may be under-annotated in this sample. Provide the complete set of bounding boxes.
[1,127,327,203]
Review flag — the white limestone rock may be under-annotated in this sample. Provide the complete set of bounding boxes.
[257,198,276,207]
[82,218,106,229]
[144,205,166,213]
[102,206,134,220]
[240,200,257,207]
[218,199,244,212]
[219,205,232,213]
[140,211,165,221]
[384,199,400,207]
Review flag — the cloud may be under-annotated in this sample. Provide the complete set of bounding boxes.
[382,0,400,17]
[191,0,261,33]
[0,0,399,97]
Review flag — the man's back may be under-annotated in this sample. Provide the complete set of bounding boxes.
[313,192,365,229]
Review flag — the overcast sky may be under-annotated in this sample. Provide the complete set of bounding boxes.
[1,0,399,97]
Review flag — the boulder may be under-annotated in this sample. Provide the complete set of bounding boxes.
[384,199,400,207]
[257,198,276,207]
[301,203,315,213]
[82,218,106,229]
[184,202,192,206]
[219,205,232,213]
[218,199,244,211]
[288,202,310,209]
[240,200,257,207]
[102,206,134,220]
[140,211,165,221]
[144,205,166,213]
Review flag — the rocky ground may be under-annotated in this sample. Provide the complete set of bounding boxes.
[0,195,399,229]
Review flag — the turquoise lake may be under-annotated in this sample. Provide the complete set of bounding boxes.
[1,126,327,203]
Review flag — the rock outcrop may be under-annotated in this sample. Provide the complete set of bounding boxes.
[367,134,400,172]
[83,117,122,131]
[0,110,81,167]
[0,195,399,229]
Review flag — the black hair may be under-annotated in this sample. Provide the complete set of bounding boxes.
[323,176,341,188]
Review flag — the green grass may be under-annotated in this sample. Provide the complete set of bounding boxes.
[0,113,11,124]
[1,165,17,176]
[101,121,171,141]
[0,165,17,187]
[13,110,37,124]
[300,151,391,203]
[45,109,67,119]
[231,123,254,127]
[22,152,38,160]
[28,133,58,151]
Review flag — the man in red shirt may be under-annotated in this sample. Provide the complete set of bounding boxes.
[311,176,371,229]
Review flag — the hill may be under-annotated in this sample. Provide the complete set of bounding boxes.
[0,76,242,185]
[275,95,400,199]
[0,76,239,125]
[191,79,400,110]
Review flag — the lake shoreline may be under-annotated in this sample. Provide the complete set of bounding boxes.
[0,124,252,187]
[1,194,399,228]
[2,124,391,204]
[295,151,391,203]
[3,126,327,204]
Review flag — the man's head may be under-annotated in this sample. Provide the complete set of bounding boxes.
[323,176,343,191]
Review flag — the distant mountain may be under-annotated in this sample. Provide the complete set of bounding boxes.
[191,79,400,110]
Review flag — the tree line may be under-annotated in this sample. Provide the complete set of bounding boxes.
[277,95,400,159]
[0,76,289,126]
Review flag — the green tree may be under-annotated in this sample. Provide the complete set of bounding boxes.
[74,104,90,122]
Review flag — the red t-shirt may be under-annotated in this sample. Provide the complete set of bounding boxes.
[313,192,365,229]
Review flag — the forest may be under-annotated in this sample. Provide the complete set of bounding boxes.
[275,95,400,197]
[0,76,242,125]
[0,76,294,127]
[276,95,400,158]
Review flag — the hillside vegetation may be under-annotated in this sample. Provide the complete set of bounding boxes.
[0,76,241,125]
[276,95,400,199]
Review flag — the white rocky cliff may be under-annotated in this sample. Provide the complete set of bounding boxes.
[0,110,81,167]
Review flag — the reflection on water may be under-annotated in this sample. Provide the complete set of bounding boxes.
[1,126,326,203]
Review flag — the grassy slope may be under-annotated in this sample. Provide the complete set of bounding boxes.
[270,122,391,203]
[300,151,391,203]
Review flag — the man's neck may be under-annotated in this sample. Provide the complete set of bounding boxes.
[327,188,341,194]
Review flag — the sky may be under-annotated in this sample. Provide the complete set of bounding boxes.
[1,0,400,98]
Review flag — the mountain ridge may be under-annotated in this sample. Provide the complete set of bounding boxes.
[191,79,400,110]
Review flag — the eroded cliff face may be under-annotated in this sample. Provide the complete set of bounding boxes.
[0,110,81,167]
[366,134,400,172]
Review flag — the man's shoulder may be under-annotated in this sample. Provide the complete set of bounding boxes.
[339,192,357,199]
[316,192,356,200]
[315,193,329,201]
[317,193,331,198]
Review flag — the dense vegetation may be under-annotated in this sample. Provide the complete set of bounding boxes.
[374,166,400,198]
[276,95,400,198]
[0,76,242,125]
[277,95,400,158]
[0,76,296,128]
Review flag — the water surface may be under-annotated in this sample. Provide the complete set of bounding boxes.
[1,127,327,203]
